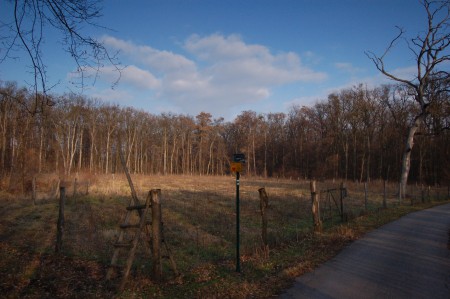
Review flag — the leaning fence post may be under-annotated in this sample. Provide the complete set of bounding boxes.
[310,181,322,233]
[54,179,61,199]
[258,188,269,247]
[55,186,66,253]
[151,189,162,281]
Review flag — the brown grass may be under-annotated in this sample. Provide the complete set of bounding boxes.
[0,174,448,298]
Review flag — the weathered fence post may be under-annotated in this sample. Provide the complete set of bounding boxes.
[32,176,37,205]
[54,179,61,199]
[151,189,162,281]
[310,181,322,233]
[85,180,89,195]
[258,188,269,248]
[340,182,346,221]
[73,178,77,197]
[55,187,66,253]
[364,182,368,212]
[383,181,387,209]
[421,185,425,203]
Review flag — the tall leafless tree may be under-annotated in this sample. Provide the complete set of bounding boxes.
[366,0,450,199]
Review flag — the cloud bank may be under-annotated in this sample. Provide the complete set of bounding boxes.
[97,34,327,117]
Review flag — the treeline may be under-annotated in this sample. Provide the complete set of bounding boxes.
[0,81,448,185]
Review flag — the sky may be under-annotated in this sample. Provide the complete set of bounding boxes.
[0,0,429,120]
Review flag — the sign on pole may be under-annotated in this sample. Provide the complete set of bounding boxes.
[232,153,245,273]
[231,162,242,173]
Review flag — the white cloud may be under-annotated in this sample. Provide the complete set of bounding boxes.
[335,62,363,75]
[104,65,161,90]
[389,66,417,82]
[120,65,161,89]
[185,33,271,61]
[102,36,195,73]
[97,34,327,117]
[185,34,326,83]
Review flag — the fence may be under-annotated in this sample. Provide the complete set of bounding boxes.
[19,175,450,283]
[29,175,90,204]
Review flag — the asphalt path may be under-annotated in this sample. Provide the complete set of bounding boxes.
[279,203,450,299]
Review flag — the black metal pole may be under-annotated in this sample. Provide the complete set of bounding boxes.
[236,171,241,273]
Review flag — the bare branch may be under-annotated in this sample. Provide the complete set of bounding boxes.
[1,0,122,113]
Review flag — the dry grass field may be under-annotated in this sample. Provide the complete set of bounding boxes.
[0,174,448,298]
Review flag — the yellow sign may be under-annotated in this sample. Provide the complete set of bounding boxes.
[231,162,242,172]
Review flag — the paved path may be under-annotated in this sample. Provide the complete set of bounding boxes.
[279,203,450,299]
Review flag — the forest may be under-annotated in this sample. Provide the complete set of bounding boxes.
[0,80,448,190]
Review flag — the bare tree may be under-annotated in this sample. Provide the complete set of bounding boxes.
[1,0,120,113]
[366,0,450,198]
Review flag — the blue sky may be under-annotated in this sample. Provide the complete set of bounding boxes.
[1,0,427,120]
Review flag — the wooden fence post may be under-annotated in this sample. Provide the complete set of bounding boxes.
[119,149,140,206]
[310,181,322,233]
[340,182,346,221]
[54,179,61,199]
[73,178,77,197]
[364,182,368,212]
[55,187,66,253]
[32,176,37,205]
[383,181,387,209]
[151,189,162,281]
[421,185,425,203]
[85,180,89,195]
[258,188,269,247]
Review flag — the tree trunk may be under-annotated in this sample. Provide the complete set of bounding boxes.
[399,114,424,199]
[78,128,83,171]
[366,135,371,182]
[105,132,110,174]
[38,123,44,173]
[207,139,214,175]
[163,128,167,175]
[89,127,96,173]
[344,138,349,181]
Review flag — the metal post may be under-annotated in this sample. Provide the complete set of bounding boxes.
[236,171,241,273]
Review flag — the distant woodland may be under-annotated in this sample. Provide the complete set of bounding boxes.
[0,81,448,187]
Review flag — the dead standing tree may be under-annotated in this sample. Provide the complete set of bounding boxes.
[366,0,450,200]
